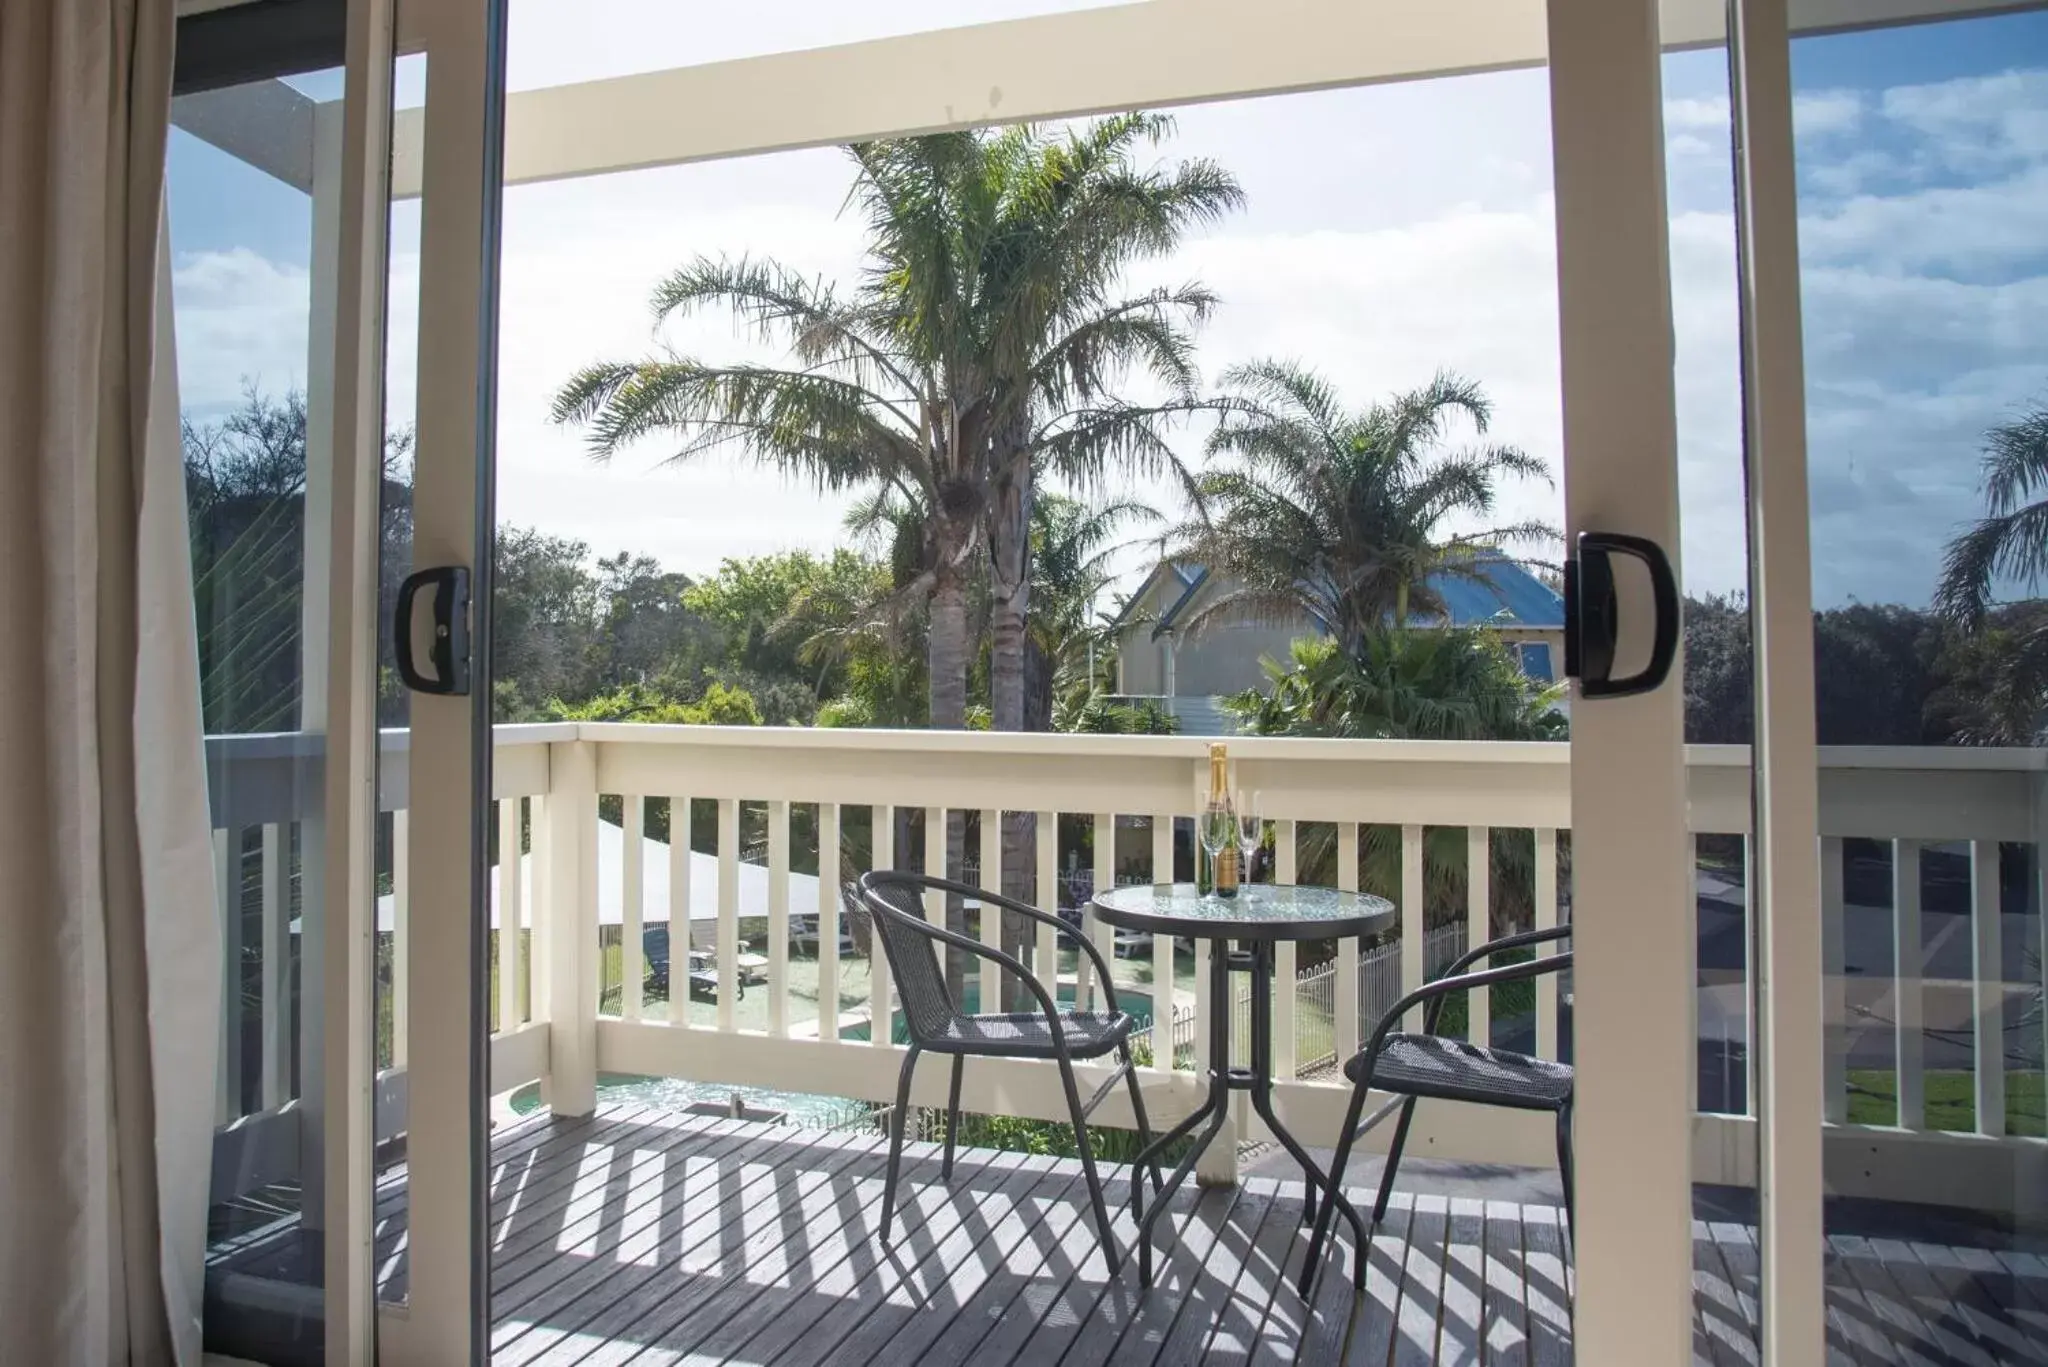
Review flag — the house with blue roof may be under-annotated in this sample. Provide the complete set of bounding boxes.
[1109,555,1565,735]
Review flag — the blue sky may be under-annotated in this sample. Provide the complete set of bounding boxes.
[166,7,2048,611]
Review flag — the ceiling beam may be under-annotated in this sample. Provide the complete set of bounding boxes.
[380,0,2041,198]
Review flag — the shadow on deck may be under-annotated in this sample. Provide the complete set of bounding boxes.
[209,1103,2048,1365]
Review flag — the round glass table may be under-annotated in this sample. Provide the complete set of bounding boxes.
[1092,882,1397,1288]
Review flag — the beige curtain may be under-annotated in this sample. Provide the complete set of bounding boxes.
[0,2,215,1365]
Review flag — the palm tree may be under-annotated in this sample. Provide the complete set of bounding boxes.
[1025,492,1160,730]
[1225,631,1565,937]
[1936,399,2048,626]
[553,117,1239,744]
[1170,361,1553,649]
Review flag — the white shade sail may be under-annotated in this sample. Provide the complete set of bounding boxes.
[352,819,825,933]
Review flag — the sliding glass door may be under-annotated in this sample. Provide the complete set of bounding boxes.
[371,1,1713,1362]
[1731,1,2048,1363]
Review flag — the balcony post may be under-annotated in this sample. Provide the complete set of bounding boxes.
[543,739,598,1115]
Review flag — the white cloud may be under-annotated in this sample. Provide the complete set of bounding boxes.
[169,248,312,413]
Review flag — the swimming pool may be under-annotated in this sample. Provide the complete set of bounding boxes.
[843,982,1157,1044]
[507,1073,864,1128]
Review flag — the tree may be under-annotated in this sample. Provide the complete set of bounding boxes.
[552,116,1238,742]
[1223,632,1564,743]
[1226,630,1563,937]
[1171,362,1552,651]
[1937,397,2048,625]
[184,385,413,731]
[1027,492,1158,731]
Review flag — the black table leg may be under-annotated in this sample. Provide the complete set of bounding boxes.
[1244,940,1369,1274]
[1129,936,1235,1287]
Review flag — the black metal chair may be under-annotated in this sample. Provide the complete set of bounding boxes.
[855,870,1163,1274]
[1300,924,1574,1295]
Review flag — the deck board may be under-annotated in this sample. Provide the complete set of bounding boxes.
[211,1104,2048,1366]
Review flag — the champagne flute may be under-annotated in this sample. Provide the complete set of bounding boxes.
[1199,796,1235,901]
[1235,789,1263,885]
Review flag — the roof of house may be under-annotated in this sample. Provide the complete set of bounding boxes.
[1115,553,1562,635]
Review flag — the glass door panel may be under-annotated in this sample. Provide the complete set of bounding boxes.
[375,1,1707,1360]
[171,56,348,1367]
[1787,4,2048,1361]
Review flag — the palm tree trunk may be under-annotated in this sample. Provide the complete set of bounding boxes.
[989,458,1032,733]
[988,461,1040,1007]
[925,514,974,998]
[928,521,970,732]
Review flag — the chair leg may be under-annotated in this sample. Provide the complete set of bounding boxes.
[942,1054,964,1180]
[1555,1100,1575,1238]
[1372,1096,1418,1224]
[1059,1053,1120,1277]
[1119,1043,1164,1208]
[881,1045,919,1246]
[1299,1071,1371,1299]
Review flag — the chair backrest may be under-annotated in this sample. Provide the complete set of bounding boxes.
[857,873,958,1046]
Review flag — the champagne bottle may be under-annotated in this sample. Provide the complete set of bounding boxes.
[1209,743,1239,898]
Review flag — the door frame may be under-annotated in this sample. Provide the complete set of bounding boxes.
[370,0,1702,1360]
[1727,0,1826,1362]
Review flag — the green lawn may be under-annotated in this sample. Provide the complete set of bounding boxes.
[1847,1067,2046,1137]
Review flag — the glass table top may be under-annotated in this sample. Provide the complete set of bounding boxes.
[1090,882,1397,941]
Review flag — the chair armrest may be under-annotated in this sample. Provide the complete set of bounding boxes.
[1353,952,1576,1093]
[880,871,1128,1015]
[1438,924,1572,981]
[854,876,1073,1049]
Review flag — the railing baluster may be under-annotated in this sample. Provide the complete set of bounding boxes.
[528,795,550,1025]
[1467,825,1490,1047]
[214,826,236,1125]
[1274,818,1298,1081]
[1742,834,1757,1116]
[260,822,286,1109]
[1400,824,1425,995]
[978,808,1002,1015]
[1970,839,2005,1138]
[1034,810,1058,991]
[870,805,893,1048]
[622,794,645,1022]
[393,809,410,1069]
[924,806,946,929]
[818,802,841,1042]
[715,798,739,1031]
[1090,812,1114,1012]
[1535,827,1559,1062]
[1150,812,1174,1074]
[769,799,790,1037]
[1892,838,1923,1130]
[669,796,691,1030]
[1821,835,1846,1124]
[500,797,523,1032]
[1336,821,1361,1065]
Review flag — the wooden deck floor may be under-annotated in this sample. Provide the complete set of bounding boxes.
[361,1104,2048,1366]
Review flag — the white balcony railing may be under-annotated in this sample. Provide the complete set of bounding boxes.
[204,724,2048,1213]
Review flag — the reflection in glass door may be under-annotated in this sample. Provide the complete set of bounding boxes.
[1786,5,2048,1363]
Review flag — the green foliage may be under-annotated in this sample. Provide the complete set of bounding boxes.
[1683,594,2048,746]
[1171,361,1553,651]
[554,117,1242,731]
[1224,632,1564,742]
[1936,395,2048,626]
[1227,631,1561,933]
[544,679,762,727]
[1065,696,1180,734]
[185,385,412,733]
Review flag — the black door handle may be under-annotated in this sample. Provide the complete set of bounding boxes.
[393,565,471,696]
[1564,531,1679,699]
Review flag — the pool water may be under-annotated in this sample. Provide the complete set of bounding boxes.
[507,1073,864,1128]
[844,982,1156,1044]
